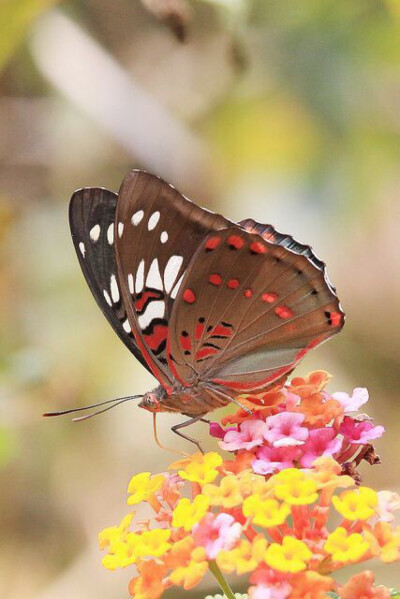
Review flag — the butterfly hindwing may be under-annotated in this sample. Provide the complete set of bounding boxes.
[69,187,151,373]
[168,225,344,392]
[114,170,231,390]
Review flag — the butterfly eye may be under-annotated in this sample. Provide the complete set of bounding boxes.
[140,393,160,412]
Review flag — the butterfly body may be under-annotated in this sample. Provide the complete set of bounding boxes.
[139,382,230,415]
[68,169,344,439]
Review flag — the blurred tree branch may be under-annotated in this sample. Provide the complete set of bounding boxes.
[0,0,58,72]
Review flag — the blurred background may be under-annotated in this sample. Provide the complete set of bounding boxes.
[1,0,399,597]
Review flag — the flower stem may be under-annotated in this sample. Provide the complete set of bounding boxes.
[209,560,236,599]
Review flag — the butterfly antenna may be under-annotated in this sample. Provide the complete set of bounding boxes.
[43,394,142,418]
[72,396,142,422]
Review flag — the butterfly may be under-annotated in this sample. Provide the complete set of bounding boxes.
[49,169,344,450]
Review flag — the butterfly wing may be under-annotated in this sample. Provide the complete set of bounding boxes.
[167,224,344,392]
[69,187,151,373]
[114,169,231,391]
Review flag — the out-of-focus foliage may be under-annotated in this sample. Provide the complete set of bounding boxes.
[0,0,58,71]
[0,0,399,597]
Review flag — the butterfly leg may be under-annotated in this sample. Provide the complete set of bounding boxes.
[171,415,208,454]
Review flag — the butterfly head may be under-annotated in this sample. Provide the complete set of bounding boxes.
[139,387,167,413]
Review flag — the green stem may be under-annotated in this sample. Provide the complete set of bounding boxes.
[209,560,236,599]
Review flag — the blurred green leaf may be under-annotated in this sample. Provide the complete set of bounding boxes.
[0,0,57,71]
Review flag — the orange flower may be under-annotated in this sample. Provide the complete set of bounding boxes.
[290,571,334,598]
[164,536,208,590]
[294,394,342,426]
[339,571,391,599]
[221,451,254,474]
[288,370,332,397]
[128,560,167,599]
[365,521,400,563]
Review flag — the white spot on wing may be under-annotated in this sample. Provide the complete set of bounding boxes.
[138,300,165,330]
[146,258,163,290]
[118,222,124,237]
[110,274,120,303]
[171,273,184,299]
[107,224,114,245]
[79,242,85,257]
[160,231,168,243]
[164,255,183,293]
[122,319,131,333]
[90,224,100,242]
[103,289,112,306]
[128,274,134,294]
[131,210,144,226]
[135,260,145,294]
[148,211,160,231]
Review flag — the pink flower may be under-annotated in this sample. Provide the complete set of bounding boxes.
[377,491,400,522]
[220,419,269,451]
[339,416,385,445]
[249,569,292,599]
[264,412,309,447]
[192,512,241,559]
[249,582,292,599]
[332,387,369,412]
[252,446,302,475]
[209,422,234,439]
[299,428,343,467]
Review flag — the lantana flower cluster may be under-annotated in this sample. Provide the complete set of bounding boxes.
[99,373,400,598]
[211,371,384,480]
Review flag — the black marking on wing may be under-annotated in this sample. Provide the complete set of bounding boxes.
[69,187,151,373]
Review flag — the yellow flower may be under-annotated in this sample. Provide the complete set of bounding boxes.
[242,495,290,528]
[236,470,271,498]
[324,527,370,563]
[203,475,243,508]
[273,469,318,505]
[99,513,139,570]
[127,472,165,505]
[170,452,223,485]
[332,487,378,521]
[134,529,171,558]
[165,536,209,590]
[310,456,354,490]
[172,495,210,531]
[102,532,141,570]
[217,536,268,575]
[265,536,312,573]
[98,512,134,550]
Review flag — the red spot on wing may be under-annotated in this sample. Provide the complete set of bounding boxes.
[195,323,205,339]
[249,241,266,254]
[262,292,279,303]
[135,290,162,312]
[195,347,219,360]
[205,236,221,250]
[209,273,222,286]
[183,289,196,303]
[227,278,240,289]
[275,305,294,319]
[244,288,253,298]
[211,324,232,337]
[180,335,191,351]
[329,311,342,327]
[143,324,168,350]
[228,235,244,249]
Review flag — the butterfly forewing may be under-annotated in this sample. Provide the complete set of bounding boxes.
[69,187,151,373]
[114,170,231,390]
[168,226,344,392]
